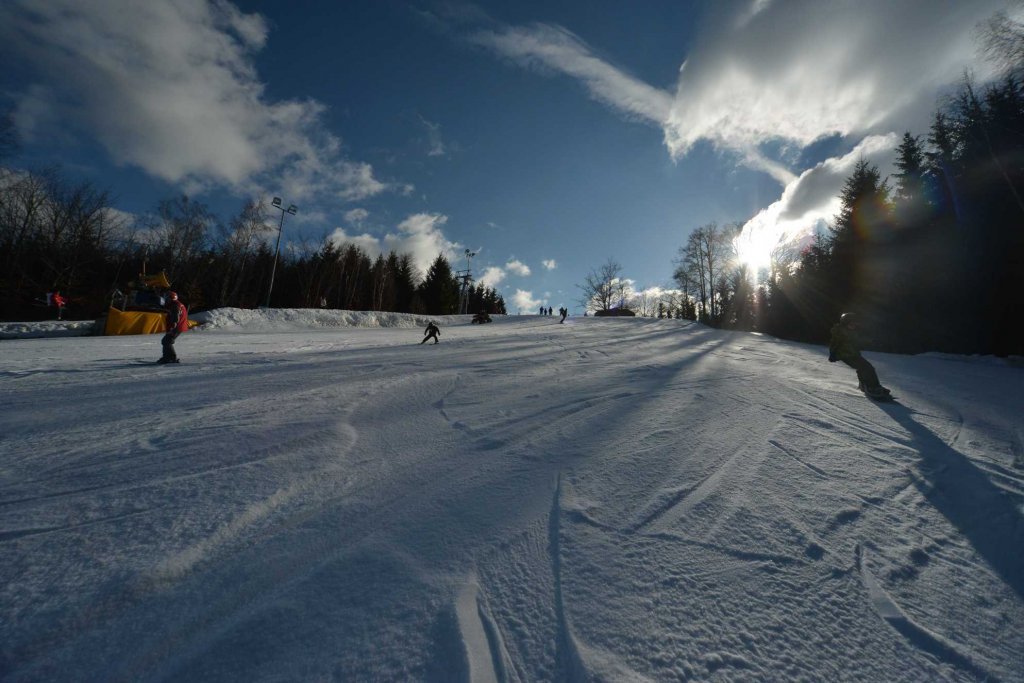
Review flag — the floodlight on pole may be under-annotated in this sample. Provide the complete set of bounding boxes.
[458,249,477,314]
[265,197,298,307]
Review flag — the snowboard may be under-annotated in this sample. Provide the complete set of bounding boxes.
[862,388,895,402]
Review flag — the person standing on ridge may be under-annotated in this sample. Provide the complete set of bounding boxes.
[829,312,890,399]
[559,307,567,323]
[421,321,440,345]
[158,291,189,363]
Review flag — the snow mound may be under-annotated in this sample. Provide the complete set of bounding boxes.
[0,319,98,340]
[191,307,478,332]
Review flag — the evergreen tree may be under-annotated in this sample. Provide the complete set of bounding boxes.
[417,254,459,314]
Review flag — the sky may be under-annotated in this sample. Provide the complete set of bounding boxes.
[0,0,1011,313]
[3,313,1023,679]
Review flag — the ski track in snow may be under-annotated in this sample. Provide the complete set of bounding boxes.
[1,313,1023,681]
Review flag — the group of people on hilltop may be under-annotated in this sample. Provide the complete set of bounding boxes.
[538,306,570,323]
[145,291,891,401]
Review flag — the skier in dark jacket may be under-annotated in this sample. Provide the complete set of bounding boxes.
[158,291,189,363]
[421,321,440,344]
[829,312,889,398]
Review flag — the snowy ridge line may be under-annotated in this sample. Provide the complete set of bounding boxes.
[454,576,502,683]
[191,307,475,332]
[0,319,98,339]
[856,545,1001,682]
[549,476,588,681]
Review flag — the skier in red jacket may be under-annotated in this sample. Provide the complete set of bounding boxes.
[49,291,67,320]
[158,291,189,364]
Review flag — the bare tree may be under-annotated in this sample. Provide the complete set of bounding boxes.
[675,229,708,319]
[216,198,269,307]
[578,258,626,312]
[978,7,1024,76]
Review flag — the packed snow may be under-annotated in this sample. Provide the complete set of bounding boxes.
[1,310,1022,681]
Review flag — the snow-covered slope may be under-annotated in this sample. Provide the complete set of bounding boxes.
[1,312,1022,681]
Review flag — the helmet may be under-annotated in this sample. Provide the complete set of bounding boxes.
[167,291,178,301]
[840,312,856,326]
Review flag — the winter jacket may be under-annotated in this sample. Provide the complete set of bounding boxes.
[166,301,189,333]
[828,323,860,361]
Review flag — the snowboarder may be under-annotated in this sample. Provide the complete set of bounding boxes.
[828,312,890,399]
[421,321,440,344]
[559,307,568,323]
[158,291,189,364]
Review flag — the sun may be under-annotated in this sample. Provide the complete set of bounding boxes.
[734,227,777,272]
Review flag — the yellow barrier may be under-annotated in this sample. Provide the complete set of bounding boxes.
[103,306,200,335]
[103,307,167,335]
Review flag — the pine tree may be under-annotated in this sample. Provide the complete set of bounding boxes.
[418,254,459,314]
[893,132,926,205]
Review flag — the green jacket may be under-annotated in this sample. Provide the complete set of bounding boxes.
[829,323,861,360]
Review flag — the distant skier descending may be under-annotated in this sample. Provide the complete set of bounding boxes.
[828,312,891,399]
[421,321,440,344]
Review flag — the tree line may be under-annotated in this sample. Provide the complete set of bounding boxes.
[0,155,505,321]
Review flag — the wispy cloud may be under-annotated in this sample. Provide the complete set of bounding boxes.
[664,0,1002,160]
[542,259,557,270]
[0,0,398,203]
[505,259,531,276]
[344,208,369,225]
[470,23,673,125]
[418,114,447,157]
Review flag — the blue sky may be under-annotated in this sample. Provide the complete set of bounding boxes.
[0,0,1008,313]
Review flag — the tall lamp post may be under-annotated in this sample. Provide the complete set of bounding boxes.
[266,196,297,307]
[458,248,476,314]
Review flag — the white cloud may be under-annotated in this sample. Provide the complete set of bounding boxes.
[735,134,899,267]
[511,289,543,313]
[664,0,1002,160]
[328,212,461,279]
[0,0,395,203]
[542,259,557,270]
[505,259,531,276]
[479,266,506,288]
[344,208,369,225]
